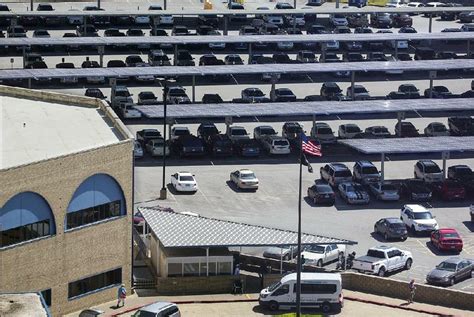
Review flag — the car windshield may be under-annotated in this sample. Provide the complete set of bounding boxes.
[354,87,368,93]
[278,90,294,96]
[353,184,365,191]
[437,262,457,272]
[308,245,325,253]
[268,282,282,292]
[432,124,447,132]
[414,212,433,220]
[316,185,332,193]
[335,170,351,177]
[241,172,256,179]
[389,223,405,229]
[286,125,302,133]
[425,165,441,173]
[116,91,130,97]
[367,249,385,258]
[179,176,194,181]
[232,129,247,136]
[442,232,460,238]
[140,93,155,99]
[317,128,333,134]
[274,140,289,146]
[246,90,264,97]
[362,166,378,174]
[374,127,388,134]
[174,129,190,136]
[345,126,360,133]
[169,90,187,96]
[260,127,276,135]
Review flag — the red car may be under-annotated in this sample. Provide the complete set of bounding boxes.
[431,228,463,252]
[431,180,465,200]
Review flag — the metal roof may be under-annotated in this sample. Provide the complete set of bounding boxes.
[136,98,474,119]
[2,32,473,47]
[0,59,471,80]
[139,206,357,248]
[0,6,473,16]
[340,136,474,154]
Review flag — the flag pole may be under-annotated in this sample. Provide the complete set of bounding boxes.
[296,133,303,317]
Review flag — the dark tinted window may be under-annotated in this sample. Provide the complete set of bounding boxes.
[66,200,121,229]
[334,170,351,177]
[68,268,122,299]
[297,283,337,294]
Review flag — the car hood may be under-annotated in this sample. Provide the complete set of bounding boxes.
[301,251,324,261]
[264,247,289,257]
[428,268,453,279]
[413,219,437,226]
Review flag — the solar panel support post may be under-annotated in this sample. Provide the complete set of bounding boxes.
[192,75,196,103]
[98,0,101,10]
[22,46,26,68]
[321,42,327,62]
[394,41,399,59]
[280,248,283,274]
[428,14,432,33]
[350,71,355,101]
[164,0,167,10]
[30,0,33,11]
[98,46,104,67]
[312,114,316,130]
[441,151,449,180]
[397,111,404,137]
[160,83,168,200]
[294,0,297,9]
[468,40,471,57]
[292,14,297,33]
[380,153,385,182]
[206,248,209,276]
[336,0,340,9]
[224,16,228,36]
[248,43,253,61]
[173,44,178,66]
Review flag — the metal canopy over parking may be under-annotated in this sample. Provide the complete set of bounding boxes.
[340,136,474,181]
[2,32,473,47]
[135,98,474,120]
[0,59,471,80]
[139,206,357,248]
[1,6,473,17]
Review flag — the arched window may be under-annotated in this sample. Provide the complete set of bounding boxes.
[0,192,56,248]
[66,174,126,230]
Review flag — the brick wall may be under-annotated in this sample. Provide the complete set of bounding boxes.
[156,276,241,295]
[0,141,134,316]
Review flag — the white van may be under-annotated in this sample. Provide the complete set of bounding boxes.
[259,272,343,313]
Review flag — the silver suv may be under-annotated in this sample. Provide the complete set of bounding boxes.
[353,161,381,185]
[320,163,352,187]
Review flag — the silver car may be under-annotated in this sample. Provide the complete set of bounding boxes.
[230,169,259,190]
[263,246,299,261]
[369,182,400,201]
[426,257,473,286]
[132,301,180,317]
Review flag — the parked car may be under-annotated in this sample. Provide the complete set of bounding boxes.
[202,94,224,104]
[230,169,259,190]
[261,136,291,155]
[176,50,195,66]
[197,122,220,140]
[431,180,466,201]
[400,204,439,235]
[346,85,370,100]
[353,161,380,185]
[136,129,161,145]
[271,88,297,102]
[365,126,391,138]
[138,91,158,105]
[263,246,299,261]
[307,180,335,205]
[395,121,420,137]
[448,116,473,136]
[148,49,171,66]
[282,122,304,141]
[81,60,105,84]
[370,13,392,28]
[85,88,106,100]
[171,172,198,193]
[391,13,412,27]
[373,218,407,240]
[254,125,277,142]
[330,14,348,27]
[424,86,454,99]
[397,84,420,98]
[241,88,267,103]
[414,160,443,183]
[424,122,449,137]
[225,54,244,65]
[321,163,352,187]
[353,246,412,277]
[233,139,261,157]
[170,127,191,141]
[369,182,400,201]
[338,124,362,139]
[131,301,180,317]
[426,258,473,286]
[118,103,142,119]
[414,47,435,60]
[320,82,343,101]
[431,228,463,253]
[311,122,336,144]
[134,141,144,159]
[338,182,370,204]
[206,134,233,157]
[172,135,205,157]
[145,138,169,156]
[302,244,346,267]
[227,126,250,143]
[167,87,190,104]
[400,179,432,201]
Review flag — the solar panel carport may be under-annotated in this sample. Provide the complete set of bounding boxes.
[340,136,474,181]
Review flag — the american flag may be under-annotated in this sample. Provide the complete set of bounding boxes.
[301,133,322,157]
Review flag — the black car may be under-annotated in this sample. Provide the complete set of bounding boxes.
[307,180,335,205]
[172,135,205,157]
[206,134,233,157]
[225,54,244,65]
[202,94,224,104]
[282,122,304,141]
[448,116,473,136]
[370,13,392,28]
[197,122,220,140]
[448,165,474,194]
[395,121,420,137]
[398,84,420,99]
[85,88,106,99]
[233,139,261,157]
[176,50,195,66]
[320,82,343,100]
[374,218,408,241]
[414,47,436,60]
[400,179,432,201]
[386,91,407,100]
[424,86,454,99]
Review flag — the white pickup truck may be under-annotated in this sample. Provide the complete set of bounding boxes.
[352,246,413,277]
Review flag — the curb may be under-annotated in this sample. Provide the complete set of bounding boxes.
[110,295,452,317]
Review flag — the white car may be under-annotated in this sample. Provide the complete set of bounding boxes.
[170,127,191,140]
[264,14,284,26]
[171,172,198,192]
[119,103,142,119]
[330,14,348,27]
[226,126,250,142]
[369,182,400,201]
[338,124,362,139]
[414,160,443,183]
[424,122,450,137]
[145,138,170,156]
[353,246,412,277]
[261,136,291,155]
[230,169,259,190]
[134,63,155,83]
[400,204,439,234]
[134,141,144,159]
[301,244,346,267]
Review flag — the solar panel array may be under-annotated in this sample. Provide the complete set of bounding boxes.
[1,59,472,80]
[139,206,357,248]
[1,6,473,17]
[3,32,474,47]
[135,98,474,119]
[340,136,474,154]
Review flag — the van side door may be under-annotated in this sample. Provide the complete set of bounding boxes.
[271,283,291,305]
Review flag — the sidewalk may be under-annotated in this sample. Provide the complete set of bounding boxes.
[66,289,474,317]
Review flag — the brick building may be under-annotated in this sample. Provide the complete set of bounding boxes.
[0,86,134,315]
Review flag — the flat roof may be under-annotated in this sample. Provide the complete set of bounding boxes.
[0,59,471,80]
[1,93,125,170]
[0,6,472,16]
[136,98,474,119]
[3,32,473,47]
[0,293,49,317]
[139,206,357,248]
[339,136,474,154]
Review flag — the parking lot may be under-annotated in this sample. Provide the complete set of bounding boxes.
[1,0,473,300]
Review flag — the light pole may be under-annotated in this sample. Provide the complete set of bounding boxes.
[160,81,169,200]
